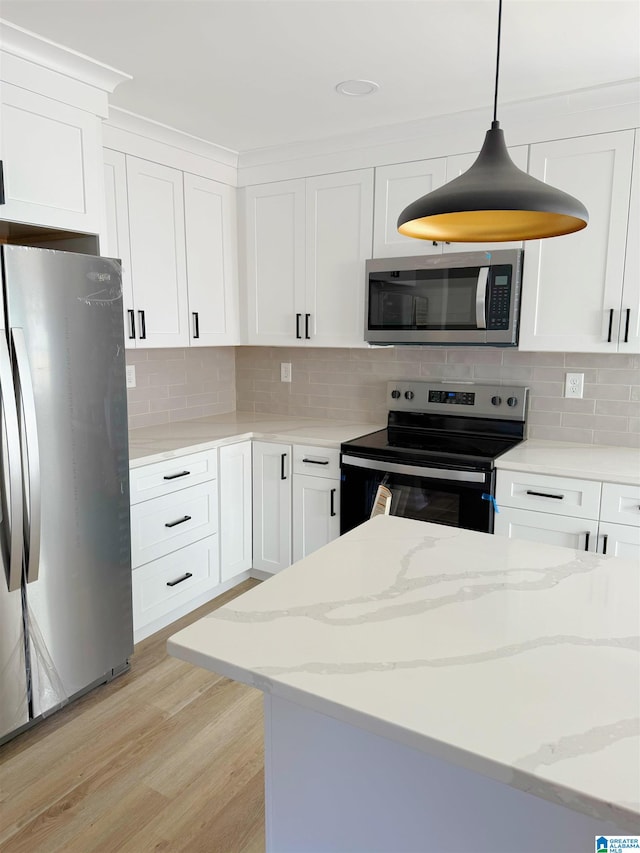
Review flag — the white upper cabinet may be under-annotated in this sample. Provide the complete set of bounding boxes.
[244,179,306,345]
[184,173,240,346]
[126,156,190,347]
[305,170,374,347]
[103,149,136,347]
[244,170,373,347]
[373,158,447,258]
[518,130,636,352]
[0,83,104,235]
[620,131,640,352]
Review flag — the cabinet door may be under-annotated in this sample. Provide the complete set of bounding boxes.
[103,149,136,348]
[519,131,635,352]
[184,174,240,346]
[442,146,529,254]
[494,508,598,551]
[292,474,340,563]
[219,442,252,582]
[252,441,292,574]
[305,169,374,347]
[598,522,640,560]
[373,159,447,258]
[0,82,103,234]
[619,131,640,353]
[126,156,190,347]
[244,180,306,345]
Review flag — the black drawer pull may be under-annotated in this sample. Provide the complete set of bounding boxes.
[624,308,631,343]
[166,572,193,587]
[302,458,329,465]
[165,515,191,528]
[296,313,302,339]
[330,488,337,517]
[163,471,191,480]
[584,531,590,552]
[127,309,136,339]
[281,453,287,480]
[526,490,564,500]
[602,534,609,556]
[607,308,614,343]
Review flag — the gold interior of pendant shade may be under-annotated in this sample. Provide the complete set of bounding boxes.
[397,210,588,242]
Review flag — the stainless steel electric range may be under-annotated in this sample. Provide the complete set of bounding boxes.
[340,381,528,535]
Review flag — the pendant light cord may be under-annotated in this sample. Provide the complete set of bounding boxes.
[492,0,503,127]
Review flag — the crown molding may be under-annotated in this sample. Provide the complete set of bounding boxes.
[0,18,131,93]
[237,79,640,185]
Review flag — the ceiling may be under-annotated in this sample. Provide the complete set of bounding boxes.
[2,1,639,153]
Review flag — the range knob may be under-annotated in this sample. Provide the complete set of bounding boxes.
[507,396,518,407]
[404,390,415,400]
[491,395,502,406]
[391,389,401,399]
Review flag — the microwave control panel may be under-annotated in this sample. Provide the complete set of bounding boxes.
[487,269,511,330]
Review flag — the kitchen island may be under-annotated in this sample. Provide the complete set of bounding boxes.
[168,515,640,852]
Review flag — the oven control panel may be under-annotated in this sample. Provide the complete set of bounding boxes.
[387,381,528,421]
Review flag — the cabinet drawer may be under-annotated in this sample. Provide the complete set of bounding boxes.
[496,471,601,520]
[494,508,597,551]
[293,445,340,479]
[132,535,220,630]
[130,449,217,504]
[600,483,640,527]
[131,481,218,568]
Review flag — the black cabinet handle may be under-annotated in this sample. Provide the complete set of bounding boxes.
[192,312,200,339]
[296,313,302,339]
[0,161,5,205]
[526,490,564,500]
[624,308,631,343]
[127,309,136,339]
[584,531,590,552]
[164,515,191,528]
[138,310,147,340]
[166,572,193,587]
[607,308,614,343]
[330,488,337,517]
[602,534,609,555]
[163,470,191,480]
[305,313,311,339]
[280,453,287,480]
[302,458,329,465]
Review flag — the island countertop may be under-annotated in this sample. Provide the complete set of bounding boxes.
[168,515,640,832]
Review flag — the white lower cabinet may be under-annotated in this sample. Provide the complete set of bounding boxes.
[293,474,340,563]
[252,441,292,574]
[496,470,640,560]
[219,441,252,582]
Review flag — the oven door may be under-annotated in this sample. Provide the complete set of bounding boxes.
[340,455,494,535]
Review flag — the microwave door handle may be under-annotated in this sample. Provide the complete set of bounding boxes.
[476,267,489,330]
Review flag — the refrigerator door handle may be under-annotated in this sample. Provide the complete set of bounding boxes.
[11,328,41,584]
[0,333,23,591]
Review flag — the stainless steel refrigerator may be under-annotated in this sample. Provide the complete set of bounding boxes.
[0,245,133,744]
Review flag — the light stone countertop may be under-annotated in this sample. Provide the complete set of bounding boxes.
[128,412,383,468]
[496,439,640,486]
[168,515,640,832]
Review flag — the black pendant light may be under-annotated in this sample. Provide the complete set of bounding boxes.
[397,0,588,242]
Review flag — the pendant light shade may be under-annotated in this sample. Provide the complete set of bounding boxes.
[398,2,588,242]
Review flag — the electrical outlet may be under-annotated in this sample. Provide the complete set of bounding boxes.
[280,362,292,383]
[565,372,584,398]
[126,365,136,389]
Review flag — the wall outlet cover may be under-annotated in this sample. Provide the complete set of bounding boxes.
[126,365,136,389]
[564,372,584,398]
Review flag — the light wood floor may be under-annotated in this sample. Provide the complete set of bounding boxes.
[0,580,265,853]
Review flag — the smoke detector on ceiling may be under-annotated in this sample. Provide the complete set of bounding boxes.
[335,79,380,96]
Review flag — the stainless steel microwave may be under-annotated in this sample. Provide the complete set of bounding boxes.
[365,249,523,346]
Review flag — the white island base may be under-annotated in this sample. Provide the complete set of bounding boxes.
[265,694,620,853]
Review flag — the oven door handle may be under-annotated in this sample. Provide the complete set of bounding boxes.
[475,267,489,330]
[341,454,487,484]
